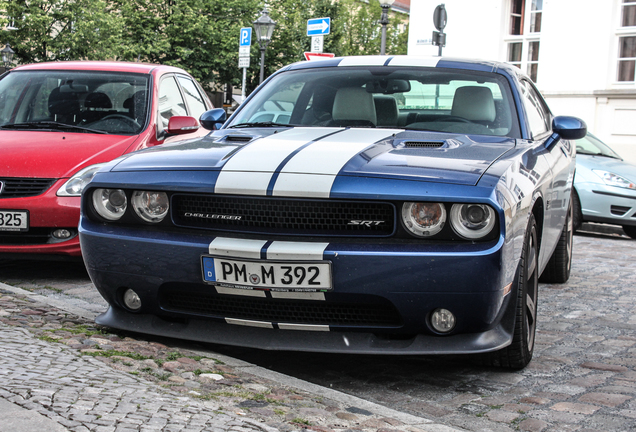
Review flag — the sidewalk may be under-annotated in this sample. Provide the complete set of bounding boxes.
[0,283,460,432]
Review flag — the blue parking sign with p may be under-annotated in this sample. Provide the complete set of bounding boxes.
[240,28,252,46]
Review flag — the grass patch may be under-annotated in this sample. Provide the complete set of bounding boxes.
[291,418,311,426]
[81,349,151,361]
[37,335,61,343]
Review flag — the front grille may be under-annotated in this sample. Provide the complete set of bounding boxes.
[0,178,56,198]
[160,288,402,327]
[0,228,51,245]
[171,195,395,237]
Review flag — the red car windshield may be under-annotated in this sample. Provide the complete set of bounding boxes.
[0,70,150,135]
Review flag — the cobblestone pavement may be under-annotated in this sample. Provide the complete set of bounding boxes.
[1,223,635,432]
[0,288,453,432]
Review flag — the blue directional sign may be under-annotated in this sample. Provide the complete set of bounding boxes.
[240,27,252,46]
[307,17,330,36]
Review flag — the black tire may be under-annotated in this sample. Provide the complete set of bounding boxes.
[623,225,636,239]
[540,197,573,284]
[478,214,539,369]
[572,189,582,232]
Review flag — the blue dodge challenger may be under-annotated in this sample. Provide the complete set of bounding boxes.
[79,56,586,369]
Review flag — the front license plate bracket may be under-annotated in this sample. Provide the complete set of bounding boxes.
[201,255,332,292]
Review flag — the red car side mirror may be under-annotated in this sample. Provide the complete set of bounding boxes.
[167,116,200,135]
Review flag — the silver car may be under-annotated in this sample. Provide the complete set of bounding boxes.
[574,134,636,239]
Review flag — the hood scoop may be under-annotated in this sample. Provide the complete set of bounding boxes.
[219,134,256,143]
[403,141,445,148]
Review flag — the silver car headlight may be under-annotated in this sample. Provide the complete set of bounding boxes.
[592,170,636,190]
[92,188,127,221]
[57,164,105,196]
[402,202,447,237]
[450,204,496,239]
[132,191,169,223]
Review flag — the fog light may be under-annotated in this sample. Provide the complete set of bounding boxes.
[123,289,142,311]
[52,229,73,239]
[430,308,456,333]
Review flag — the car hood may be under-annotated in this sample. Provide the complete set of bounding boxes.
[111,127,516,187]
[0,131,139,178]
[576,154,636,182]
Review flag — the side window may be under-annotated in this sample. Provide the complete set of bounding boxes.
[177,76,207,119]
[520,80,550,138]
[158,76,187,134]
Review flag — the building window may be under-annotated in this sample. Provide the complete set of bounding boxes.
[527,41,540,82]
[618,37,636,81]
[505,0,541,82]
[623,0,636,27]
[529,0,543,33]
[508,42,522,68]
[510,0,524,35]
[618,1,636,82]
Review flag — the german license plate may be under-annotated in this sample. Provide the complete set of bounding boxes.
[202,256,332,292]
[0,210,29,232]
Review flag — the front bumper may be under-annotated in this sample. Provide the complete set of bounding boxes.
[577,182,636,227]
[80,218,519,355]
[0,180,82,257]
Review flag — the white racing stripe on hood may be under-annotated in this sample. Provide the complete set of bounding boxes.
[209,237,266,259]
[214,128,342,196]
[273,128,401,197]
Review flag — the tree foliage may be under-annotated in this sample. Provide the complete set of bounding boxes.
[0,0,408,92]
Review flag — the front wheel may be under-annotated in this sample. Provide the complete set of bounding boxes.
[623,225,636,239]
[478,214,539,369]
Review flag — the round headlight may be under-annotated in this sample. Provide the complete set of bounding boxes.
[92,188,127,221]
[450,204,496,239]
[132,191,169,223]
[402,202,446,237]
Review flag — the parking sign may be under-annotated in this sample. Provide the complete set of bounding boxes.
[240,28,252,47]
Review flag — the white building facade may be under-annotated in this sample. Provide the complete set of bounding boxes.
[408,0,636,162]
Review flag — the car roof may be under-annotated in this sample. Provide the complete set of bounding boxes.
[282,55,523,77]
[12,61,187,75]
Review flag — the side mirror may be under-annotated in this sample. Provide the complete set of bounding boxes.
[553,116,587,140]
[200,108,227,131]
[167,116,200,135]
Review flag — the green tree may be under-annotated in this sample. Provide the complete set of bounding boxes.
[0,0,408,92]
[1,0,123,63]
[114,0,260,91]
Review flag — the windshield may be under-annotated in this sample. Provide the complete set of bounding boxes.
[0,70,150,135]
[576,134,621,159]
[229,66,521,137]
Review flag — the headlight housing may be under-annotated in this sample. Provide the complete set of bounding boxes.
[401,202,447,237]
[92,188,127,221]
[592,170,636,190]
[450,204,496,239]
[132,191,169,223]
[57,164,105,196]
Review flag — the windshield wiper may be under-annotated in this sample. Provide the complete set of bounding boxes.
[228,121,293,129]
[0,121,108,134]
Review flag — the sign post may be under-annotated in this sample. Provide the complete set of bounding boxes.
[432,4,447,57]
[239,27,252,102]
[306,17,332,59]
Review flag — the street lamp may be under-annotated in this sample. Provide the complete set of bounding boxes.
[1,43,15,69]
[253,8,276,84]
[379,0,395,55]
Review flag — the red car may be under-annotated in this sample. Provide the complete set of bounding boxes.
[0,61,213,259]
